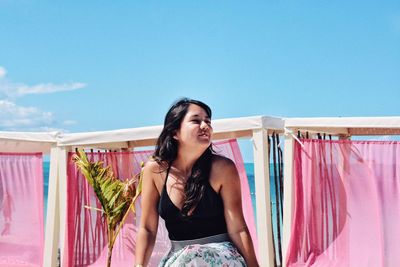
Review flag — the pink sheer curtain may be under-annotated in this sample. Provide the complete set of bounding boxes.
[286,139,400,267]
[64,140,256,267]
[63,150,166,267]
[0,153,44,267]
[213,140,258,253]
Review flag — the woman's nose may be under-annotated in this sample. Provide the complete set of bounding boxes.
[200,121,209,129]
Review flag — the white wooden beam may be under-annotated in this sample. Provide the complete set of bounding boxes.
[43,146,60,267]
[252,129,275,266]
[58,147,69,267]
[282,135,295,267]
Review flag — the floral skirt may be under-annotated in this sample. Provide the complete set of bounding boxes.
[158,234,246,267]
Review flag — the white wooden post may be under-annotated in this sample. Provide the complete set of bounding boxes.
[43,146,60,267]
[282,134,295,267]
[252,129,275,267]
[58,146,69,266]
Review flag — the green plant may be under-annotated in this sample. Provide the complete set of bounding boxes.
[73,149,143,267]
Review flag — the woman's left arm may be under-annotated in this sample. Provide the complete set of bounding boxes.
[216,158,259,267]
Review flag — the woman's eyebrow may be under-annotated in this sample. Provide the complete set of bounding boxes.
[189,114,210,119]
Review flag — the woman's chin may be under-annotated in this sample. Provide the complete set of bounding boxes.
[191,140,211,152]
[198,139,211,146]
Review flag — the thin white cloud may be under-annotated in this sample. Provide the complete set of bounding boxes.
[0,66,85,131]
[0,99,54,130]
[376,135,394,141]
[35,126,69,133]
[62,120,77,126]
[374,135,391,141]
[0,66,6,79]
[13,82,86,96]
[366,135,400,141]
[0,66,86,97]
[1,82,86,97]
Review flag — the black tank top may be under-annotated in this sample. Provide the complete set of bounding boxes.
[158,166,228,241]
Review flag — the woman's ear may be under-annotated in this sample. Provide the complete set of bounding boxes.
[173,131,179,140]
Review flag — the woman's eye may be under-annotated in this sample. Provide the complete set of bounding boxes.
[190,119,211,125]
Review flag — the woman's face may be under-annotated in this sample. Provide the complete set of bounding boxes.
[174,104,213,150]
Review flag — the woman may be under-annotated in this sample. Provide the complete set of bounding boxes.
[135,98,259,267]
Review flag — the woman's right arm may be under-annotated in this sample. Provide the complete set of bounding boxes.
[135,162,160,267]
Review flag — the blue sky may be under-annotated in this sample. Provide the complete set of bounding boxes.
[0,1,399,161]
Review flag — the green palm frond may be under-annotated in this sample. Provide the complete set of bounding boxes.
[72,149,144,267]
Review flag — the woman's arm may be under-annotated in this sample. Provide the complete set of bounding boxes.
[135,161,161,267]
[215,158,259,267]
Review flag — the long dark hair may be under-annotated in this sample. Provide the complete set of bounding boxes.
[153,97,213,217]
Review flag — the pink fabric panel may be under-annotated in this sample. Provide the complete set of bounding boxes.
[213,140,258,255]
[64,140,254,266]
[0,153,44,267]
[64,151,169,267]
[286,139,400,267]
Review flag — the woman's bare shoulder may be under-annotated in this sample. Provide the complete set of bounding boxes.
[211,154,236,169]
[142,159,167,193]
[143,159,161,171]
[142,159,167,178]
[210,154,238,183]
[210,154,240,193]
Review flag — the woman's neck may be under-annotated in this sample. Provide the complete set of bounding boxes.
[173,148,204,176]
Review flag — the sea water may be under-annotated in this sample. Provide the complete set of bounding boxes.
[44,161,50,215]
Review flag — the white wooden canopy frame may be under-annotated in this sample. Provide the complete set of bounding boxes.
[4,116,398,267]
[0,115,284,267]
